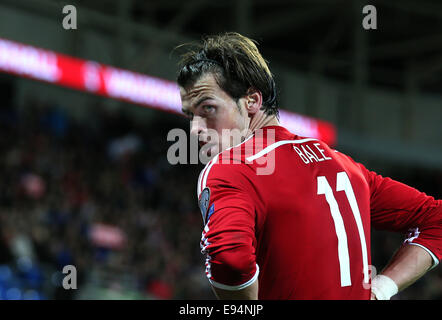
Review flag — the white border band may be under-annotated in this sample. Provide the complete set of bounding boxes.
[209,264,260,291]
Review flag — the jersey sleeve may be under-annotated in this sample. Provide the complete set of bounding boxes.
[359,163,442,267]
[198,161,260,290]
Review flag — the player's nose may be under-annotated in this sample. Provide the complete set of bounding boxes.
[190,116,206,138]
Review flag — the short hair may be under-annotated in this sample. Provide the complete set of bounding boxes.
[176,32,278,117]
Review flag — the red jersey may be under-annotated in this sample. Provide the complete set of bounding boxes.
[197,125,442,299]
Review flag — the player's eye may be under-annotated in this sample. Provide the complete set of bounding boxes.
[202,105,215,114]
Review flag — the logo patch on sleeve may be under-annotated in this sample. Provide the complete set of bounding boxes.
[199,187,211,224]
[206,204,215,223]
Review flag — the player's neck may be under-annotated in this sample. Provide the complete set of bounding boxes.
[248,111,280,134]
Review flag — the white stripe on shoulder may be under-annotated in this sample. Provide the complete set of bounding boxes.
[202,153,219,190]
[197,167,205,196]
[225,133,254,152]
[197,158,212,197]
[246,138,319,162]
[197,154,219,198]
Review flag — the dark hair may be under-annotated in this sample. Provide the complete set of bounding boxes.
[176,32,278,117]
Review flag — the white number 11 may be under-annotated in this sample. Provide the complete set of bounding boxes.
[317,171,369,287]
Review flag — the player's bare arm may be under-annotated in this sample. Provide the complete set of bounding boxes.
[371,244,435,300]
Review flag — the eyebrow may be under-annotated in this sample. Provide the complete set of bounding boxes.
[195,96,213,108]
[182,96,214,114]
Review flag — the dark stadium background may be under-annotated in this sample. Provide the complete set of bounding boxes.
[0,0,441,299]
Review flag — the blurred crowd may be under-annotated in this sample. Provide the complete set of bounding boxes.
[0,95,440,299]
[0,96,209,299]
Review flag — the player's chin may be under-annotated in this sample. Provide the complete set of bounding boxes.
[200,143,220,160]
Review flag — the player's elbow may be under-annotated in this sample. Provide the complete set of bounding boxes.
[210,247,257,287]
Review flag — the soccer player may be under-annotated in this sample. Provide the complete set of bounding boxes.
[177,32,441,300]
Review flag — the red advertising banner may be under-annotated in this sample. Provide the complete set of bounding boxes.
[0,38,336,145]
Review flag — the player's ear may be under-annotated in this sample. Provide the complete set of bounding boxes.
[245,88,262,115]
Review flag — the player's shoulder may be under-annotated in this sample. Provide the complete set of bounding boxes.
[197,127,315,184]
[196,135,257,198]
